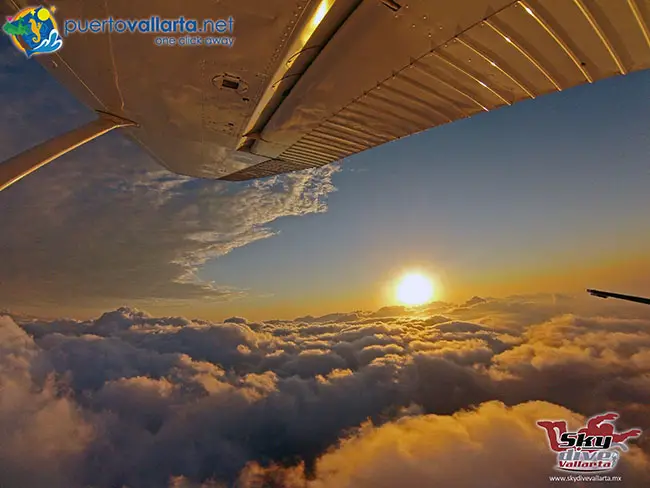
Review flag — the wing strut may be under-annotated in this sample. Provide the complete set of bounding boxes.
[0,110,137,192]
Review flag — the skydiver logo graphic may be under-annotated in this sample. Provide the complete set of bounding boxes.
[537,412,642,473]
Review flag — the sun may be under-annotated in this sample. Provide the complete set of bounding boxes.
[395,272,435,306]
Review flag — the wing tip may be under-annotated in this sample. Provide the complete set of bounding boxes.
[587,288,609,299]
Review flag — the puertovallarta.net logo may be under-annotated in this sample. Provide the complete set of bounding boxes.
[2,5,63,58]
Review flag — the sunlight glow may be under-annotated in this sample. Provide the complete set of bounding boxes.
[311,0,333,30]
[395,272,435,306]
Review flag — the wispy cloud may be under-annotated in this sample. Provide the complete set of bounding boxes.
[0,40,339,310]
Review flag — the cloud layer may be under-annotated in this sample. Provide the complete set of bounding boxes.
[2,294,650,487]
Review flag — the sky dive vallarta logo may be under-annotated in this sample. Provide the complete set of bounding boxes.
[2,5,63,58]
[537,412,642,473]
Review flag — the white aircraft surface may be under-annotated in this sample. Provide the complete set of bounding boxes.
[1,0,649,189]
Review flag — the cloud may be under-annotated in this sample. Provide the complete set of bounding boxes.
[252,401,648,488]
[0,316,94,488]
[0,40,338,309]
[2,294,650,487]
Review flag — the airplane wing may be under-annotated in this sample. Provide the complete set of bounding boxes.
[2,0,650,181]
[587,289,650,306]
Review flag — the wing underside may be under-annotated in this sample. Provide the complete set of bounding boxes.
[3,0,650,180]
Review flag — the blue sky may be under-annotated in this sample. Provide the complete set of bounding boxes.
[199,69,650,316]
[1,36,649,320]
